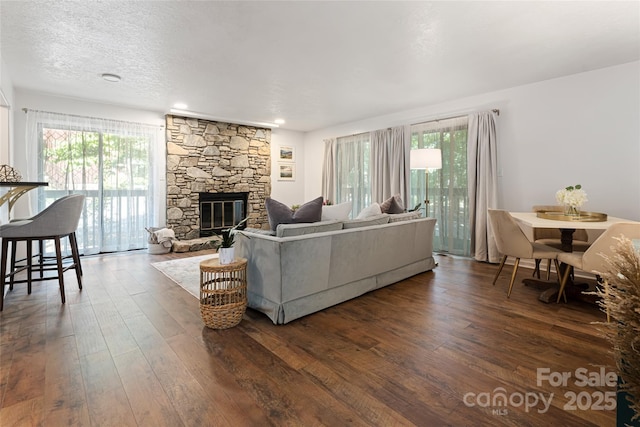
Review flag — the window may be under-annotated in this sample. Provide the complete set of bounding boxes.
[410,116,470,256]
[335,133,370,217]
[27,110,161,255]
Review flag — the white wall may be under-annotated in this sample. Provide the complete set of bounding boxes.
[0,58,16,224]
[10,89,306,220]
[270,127,306,207]
[0,56,15,165]
[8,62,639,223]
[303,61,640,221]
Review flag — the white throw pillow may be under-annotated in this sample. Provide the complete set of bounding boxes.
[321,201,352,221]
[356,203,382,219]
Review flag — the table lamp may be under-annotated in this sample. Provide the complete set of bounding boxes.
[410,148,442,217]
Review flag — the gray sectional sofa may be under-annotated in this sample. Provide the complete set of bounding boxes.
[235,214,437,324]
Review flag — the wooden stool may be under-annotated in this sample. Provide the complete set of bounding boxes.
[199,257,247,329]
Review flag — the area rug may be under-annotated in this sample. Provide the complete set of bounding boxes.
[151,254,218,298]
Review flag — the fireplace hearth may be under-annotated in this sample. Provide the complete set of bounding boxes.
[199,192,248,237]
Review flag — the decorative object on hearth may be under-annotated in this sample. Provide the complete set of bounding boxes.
[555,184,587,216]
[0,164,22,182]
[145,226,175,254]
[596,235,640,423]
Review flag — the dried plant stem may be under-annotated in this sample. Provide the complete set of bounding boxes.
[597,236,640,421]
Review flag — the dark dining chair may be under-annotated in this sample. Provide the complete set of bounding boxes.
[488,209,563,297]
[0,194,85,311]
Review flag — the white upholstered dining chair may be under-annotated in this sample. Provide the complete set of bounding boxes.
[556,222,640,321]
[488,209,563,297]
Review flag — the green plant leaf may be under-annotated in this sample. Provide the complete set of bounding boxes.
[217,217,249,248]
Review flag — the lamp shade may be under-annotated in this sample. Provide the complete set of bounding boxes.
[410,148,442,170]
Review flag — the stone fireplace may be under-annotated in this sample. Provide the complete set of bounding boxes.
[165,115,271,240]
[199,191,248,237]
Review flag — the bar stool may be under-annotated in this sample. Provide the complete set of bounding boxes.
[0,194,85,311]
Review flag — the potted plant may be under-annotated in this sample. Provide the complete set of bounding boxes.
[597,236,640,424]
[217,218,248,265]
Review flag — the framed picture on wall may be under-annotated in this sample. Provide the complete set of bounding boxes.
[278,145,295,162]
[278,163,295,181]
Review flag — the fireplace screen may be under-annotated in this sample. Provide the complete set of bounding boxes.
[199,192,248,237]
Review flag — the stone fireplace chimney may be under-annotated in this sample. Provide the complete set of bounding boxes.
[165,115,271,240]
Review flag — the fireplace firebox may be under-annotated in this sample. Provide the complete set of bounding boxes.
[199,192,248,237]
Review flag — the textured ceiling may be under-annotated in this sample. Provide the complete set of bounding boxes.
[1,1,639,131]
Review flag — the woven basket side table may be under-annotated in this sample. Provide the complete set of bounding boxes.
[199,257,247,329]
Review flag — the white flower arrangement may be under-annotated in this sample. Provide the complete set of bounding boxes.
[556,184,588,208]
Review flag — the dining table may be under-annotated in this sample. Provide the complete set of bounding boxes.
[509,211,637,303]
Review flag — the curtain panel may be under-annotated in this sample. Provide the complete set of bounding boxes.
[467,111,499,262]
[335,133,371,217]
[321,138,336,204]
[25,110,163,255]
[370,126,408,205]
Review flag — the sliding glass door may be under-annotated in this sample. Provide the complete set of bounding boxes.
[31,111,160,255]
[410,117,470,256]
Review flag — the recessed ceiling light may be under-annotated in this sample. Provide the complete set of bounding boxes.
[173,102,188,109]
[101,73,121,82]
[274,118,285,125]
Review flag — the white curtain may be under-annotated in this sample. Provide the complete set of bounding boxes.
[468,111,499,262]
[24,109,164,255]
[370,126,408,205]
[335,133,371,217]
[321,138,336,204]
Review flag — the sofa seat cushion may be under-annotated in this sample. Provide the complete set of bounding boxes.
[266,196,323,231]
[276,220,343,237]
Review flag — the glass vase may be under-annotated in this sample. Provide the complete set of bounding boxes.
[564,204,580,217]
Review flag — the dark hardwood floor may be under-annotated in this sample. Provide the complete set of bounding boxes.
[0,250,617,426]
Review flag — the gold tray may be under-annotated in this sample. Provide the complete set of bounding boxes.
[536,211,608,222]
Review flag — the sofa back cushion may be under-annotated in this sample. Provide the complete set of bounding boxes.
[266,196,323,231]
[276,220,344,237]
[388,211,422,222]
[342,214,390,229]
[242,228,276,236]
